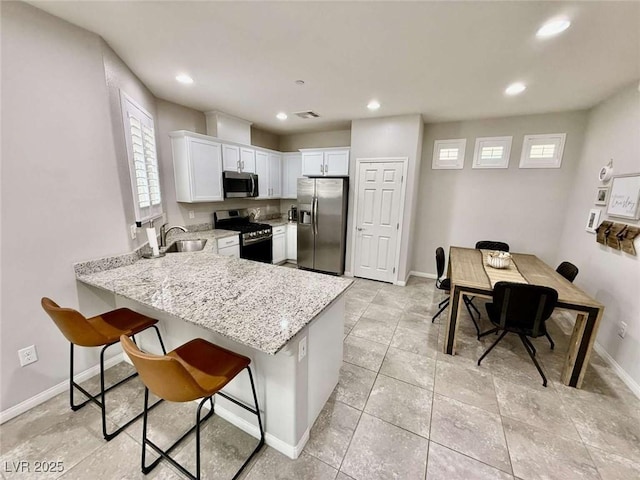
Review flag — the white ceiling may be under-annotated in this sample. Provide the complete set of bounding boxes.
[29,1,640,134]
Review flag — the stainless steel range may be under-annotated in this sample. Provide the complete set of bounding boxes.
[214,209,273,263]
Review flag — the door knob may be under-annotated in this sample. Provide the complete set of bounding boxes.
[357,227,363,231]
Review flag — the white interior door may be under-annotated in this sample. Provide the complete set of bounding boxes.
[353,161,404,282]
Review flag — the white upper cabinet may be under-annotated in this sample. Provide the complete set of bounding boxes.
[170,131,223,203]
[222,144,241,171]
[255,150,281,198]
[255,150,269,199]
[269,152,282,198]
[324,150,349,176]
[282,153,302,199]
[301,148,349,177]
[301,151,324,176]
[240,147,256,173]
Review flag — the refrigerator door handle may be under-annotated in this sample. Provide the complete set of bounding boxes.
[313,196,319,235]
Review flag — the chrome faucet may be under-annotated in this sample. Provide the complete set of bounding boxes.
[160,223,187,248]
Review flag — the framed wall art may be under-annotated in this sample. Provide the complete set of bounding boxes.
[585,209,601,233]
[595,186,609,206]
[606,173,640,220]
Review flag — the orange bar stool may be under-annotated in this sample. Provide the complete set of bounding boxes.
[41,297,166,440]
[120,335,265,480]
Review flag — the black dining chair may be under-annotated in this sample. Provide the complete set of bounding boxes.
[556,261,579,283]
[477,282,558,387]
[464,241,512,322]
[432,247,482,338]
[475,240,510,252]
[539,261,579,350]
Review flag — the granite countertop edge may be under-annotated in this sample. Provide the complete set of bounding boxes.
[75,249,353,355]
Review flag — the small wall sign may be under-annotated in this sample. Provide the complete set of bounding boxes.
[606,173,640,220]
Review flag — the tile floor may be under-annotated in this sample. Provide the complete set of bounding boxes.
[1,276,639,479]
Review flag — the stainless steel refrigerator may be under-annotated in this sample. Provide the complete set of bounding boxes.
[297,178,349,275]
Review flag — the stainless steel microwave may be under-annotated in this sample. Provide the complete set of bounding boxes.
[222,171,259,198]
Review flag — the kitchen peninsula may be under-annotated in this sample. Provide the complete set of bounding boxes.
[75,249,352,459]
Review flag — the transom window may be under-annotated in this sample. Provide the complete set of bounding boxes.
[520,133,566,168]
[472,136,512,169]
[433,139,466,169]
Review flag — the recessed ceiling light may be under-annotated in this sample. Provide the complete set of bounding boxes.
[536,18,571,38]
[295,80,305,86]
[367,100,381,111]
[175,74,194,84]
[276,112,288,120]
[505,82,526,96]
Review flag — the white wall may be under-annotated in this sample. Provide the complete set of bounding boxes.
[0,2,135,411]
[102,43,159,250]
[347,114,424,282]
[279,129,351,152]
[412,110,588,275]
[251,126,280,151]
[557,84,640,387]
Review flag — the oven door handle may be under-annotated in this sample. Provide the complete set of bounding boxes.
[243,234,273,246]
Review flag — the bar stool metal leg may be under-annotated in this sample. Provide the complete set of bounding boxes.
[68,325,166,441]
[141,366,264,480]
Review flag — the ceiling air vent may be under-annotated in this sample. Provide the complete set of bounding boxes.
[293,111,320,119]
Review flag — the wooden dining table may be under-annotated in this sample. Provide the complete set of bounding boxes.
[443,247,604,388]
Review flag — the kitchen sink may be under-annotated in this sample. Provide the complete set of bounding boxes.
[164,239,207,253]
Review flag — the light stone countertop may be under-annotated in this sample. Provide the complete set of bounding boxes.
[259,216,289,227]
[76,252,352,354]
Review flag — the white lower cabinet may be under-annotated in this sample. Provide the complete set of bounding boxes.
[286,224,297,261]
[272,225,286,264]
[217,235,240,258]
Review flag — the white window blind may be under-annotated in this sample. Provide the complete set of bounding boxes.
[529,144,556,159]
[481,146,504,160]
[520,133,566,168]
[472,136,512,169]
[439,148,459,161]
[120,91,163,223]
[433,139,466,169]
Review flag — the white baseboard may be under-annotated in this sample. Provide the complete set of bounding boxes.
[214,403,310,459]
[343,271,353,278]
[0,353,125,425]
[409,270,437,280]
[592,341,640,400]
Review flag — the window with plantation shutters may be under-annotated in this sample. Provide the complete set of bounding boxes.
[472,136,512,169]
[120,91,163,223]
[519,133,566,169]
[432,139,466,169]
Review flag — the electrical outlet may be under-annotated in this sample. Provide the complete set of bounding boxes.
[130,224,137,240]
[188,210,195,219]
[298,336,307,362]
[618,322,628,338]
[18,345,38,367]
